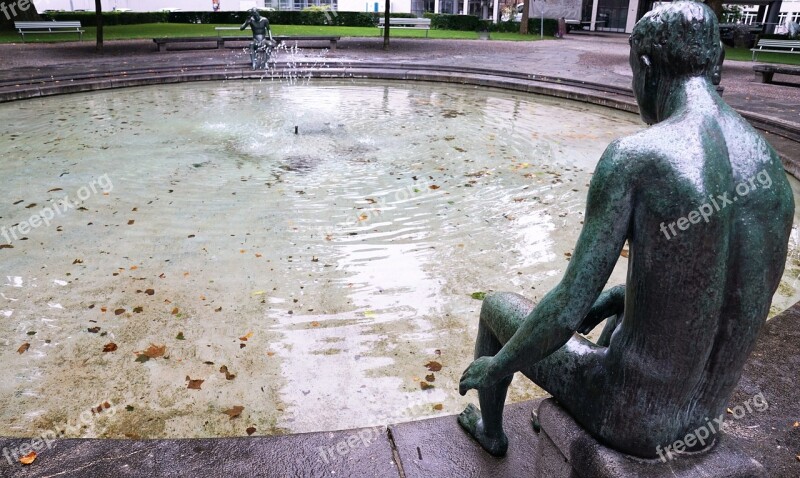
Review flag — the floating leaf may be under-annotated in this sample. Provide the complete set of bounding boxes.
[88,327,101,333]
[223,406,244,419]
[0,244,13,249]
[125,405,135,411]
[176,332,185,340]
[433,404,443,411]
[171,307,179,315]
[127,220,135,225]
[133,306,143,313]
[17,342,30,354]
[425,374,435,382]
[187,378,204,390]
[239,332,253,341]
[135,354,150,363]
[102,342,118,353]
[114,308,125,316]
[425,361,442,372]
[145,289,155,295]
[310,321,320,327]
[19,451,36,465]
[420,381,434,390]
[470,291,487,300]
[246,427,256,435]
[72,259,83,264]
[429,185,440,190]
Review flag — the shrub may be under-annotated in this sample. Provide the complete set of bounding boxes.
[41,11,169,26]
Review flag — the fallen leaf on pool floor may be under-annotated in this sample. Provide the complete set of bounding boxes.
[135,354,150,363]
[17,342,30,354]
[425,361,442,372]
[470,291,486,300]
[171,307,179,315]
[19,451,36,465]
[187,378,204,390]
[176,332,185,340]
[420,381,434,390]
[433,404,443,411]
[102,343,117,353]
[88,327,101,333]
[425,374,435,382]
[223,406,244,419]
[114,308,125,316]
[219,365,236,380]
[133,306,143,313]
[140,344,166,359]
[246,427,256,435]
[239,332,253,341]
[0,244,13,249]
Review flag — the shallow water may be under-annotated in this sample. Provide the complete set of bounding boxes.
[0,80,798,439]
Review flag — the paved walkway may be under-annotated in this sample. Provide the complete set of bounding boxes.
[0,33,798,477]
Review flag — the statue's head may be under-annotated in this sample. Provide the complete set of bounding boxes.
[248,7,261,20]
[628,1,720,124]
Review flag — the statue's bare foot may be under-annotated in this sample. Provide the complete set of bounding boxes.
[458,403,508,457]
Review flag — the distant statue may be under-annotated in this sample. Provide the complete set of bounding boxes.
[788,21,800,39]
[458,0,793,459]
[240,8,276,69]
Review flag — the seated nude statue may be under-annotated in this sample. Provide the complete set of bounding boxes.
[458,1,794,458]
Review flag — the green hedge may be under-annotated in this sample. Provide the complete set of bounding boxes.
[42,10,417,27]
[424,13,557,35]
[41,11,169,25]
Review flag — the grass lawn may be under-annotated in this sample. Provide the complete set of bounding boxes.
[0,23,549,43]
[725,46,800,66]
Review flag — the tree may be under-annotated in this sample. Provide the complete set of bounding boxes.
[706,0,723,20]
[520,0,530,34]
[95,0,103,52]
[383,0,390,50]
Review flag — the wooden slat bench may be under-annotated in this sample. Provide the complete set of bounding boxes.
[217,35,340,51]
[15,21,84,42]
[753,64,800,84]
[378,17,431,37]
[751,39,800,61]
[152,37,221,52]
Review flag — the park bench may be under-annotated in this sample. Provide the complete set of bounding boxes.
[753,64,800,84]
[153,35,340,52]
[751,39,800,61]
[378,17,431,37]
[14,21,84,42]
[217,35,340,51]
[152,37,220,52]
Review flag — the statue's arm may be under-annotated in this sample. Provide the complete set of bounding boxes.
[577,284,625,335]
[240,19,250,30]
[488,143,633,380]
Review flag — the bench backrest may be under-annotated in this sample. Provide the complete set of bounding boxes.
[755,39,800,49]
[378,18,431,26]
[15,21,82,29]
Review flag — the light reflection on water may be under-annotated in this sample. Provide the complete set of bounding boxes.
[0,80,797,438]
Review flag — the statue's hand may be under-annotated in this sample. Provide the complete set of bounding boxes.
[459,356,500,395]
[577,285,624,335]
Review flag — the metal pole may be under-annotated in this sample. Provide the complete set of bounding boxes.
[540,5,544,38]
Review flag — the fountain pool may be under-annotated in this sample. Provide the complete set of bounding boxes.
[1,80,799,439]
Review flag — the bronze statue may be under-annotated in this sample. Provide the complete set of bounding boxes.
[458,1,793,459]
[240,8,275,69]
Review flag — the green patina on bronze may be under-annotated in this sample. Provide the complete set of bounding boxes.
[457,1,794,458]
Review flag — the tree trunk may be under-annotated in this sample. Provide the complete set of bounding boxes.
[383,0,390,50]
[520,0,530,35]
[706,0,723,21]
[95,0,103,52]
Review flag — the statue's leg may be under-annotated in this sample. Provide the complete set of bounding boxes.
[596,313,621,347]
[460,292,605,456]
[458,292,534,456]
